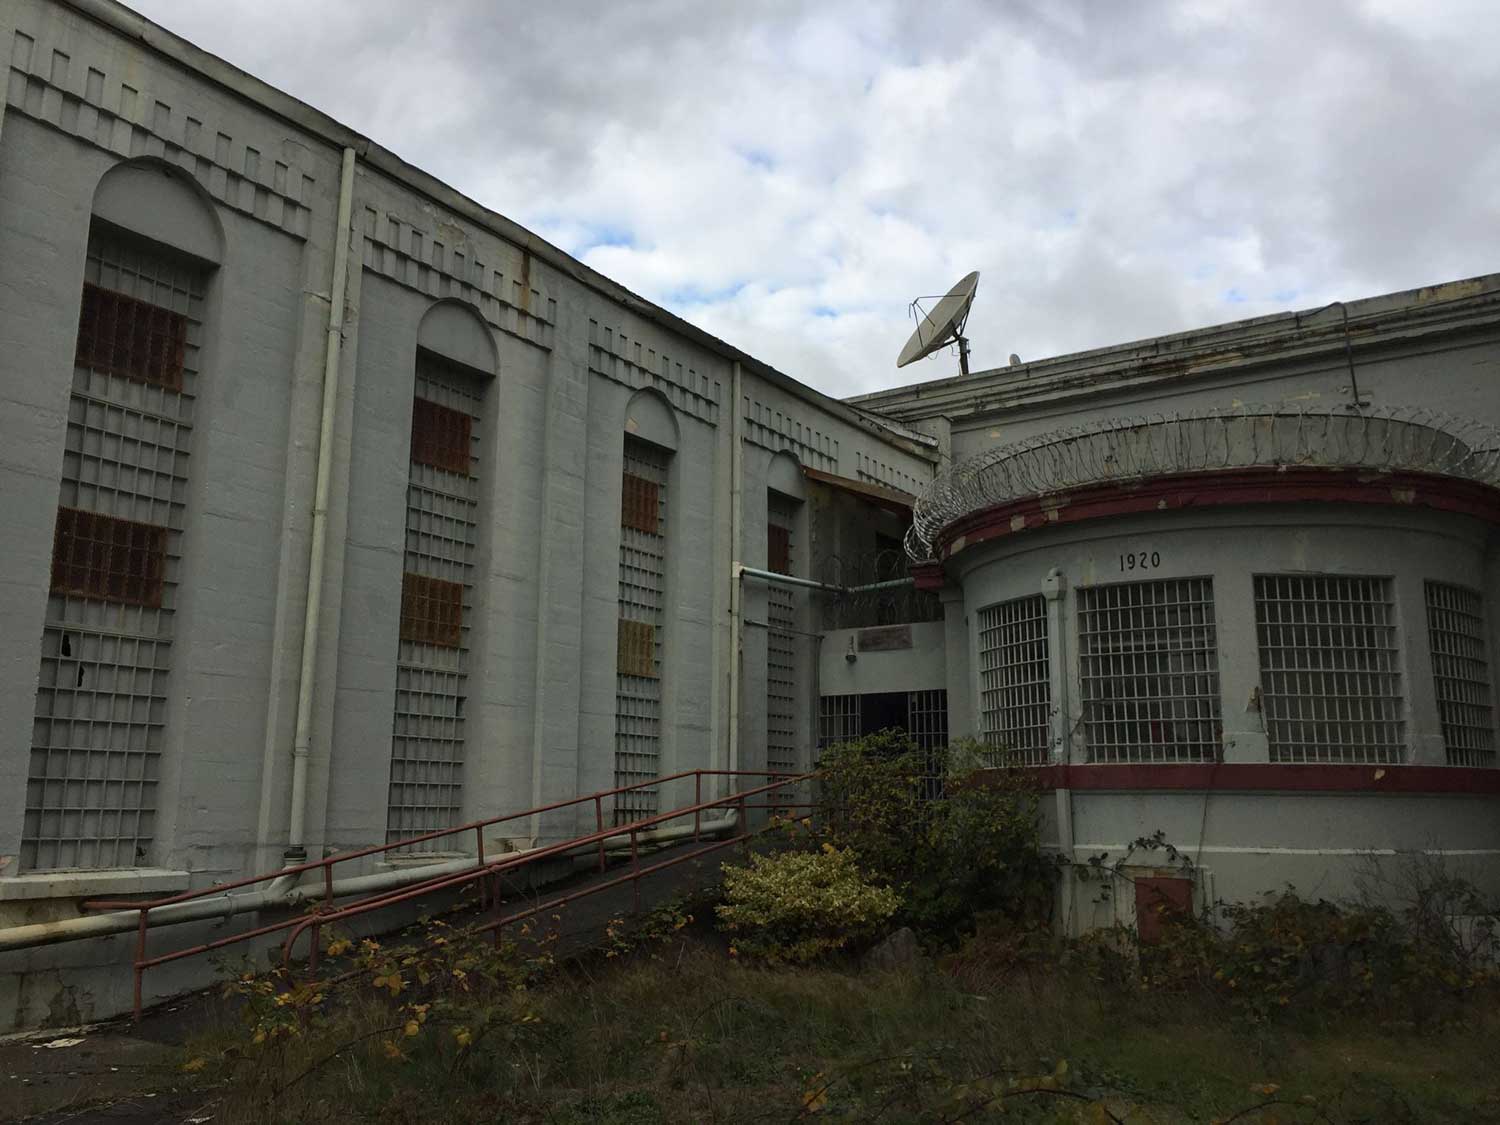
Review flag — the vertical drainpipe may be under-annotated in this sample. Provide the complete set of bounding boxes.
[1042,567,1074,928]
[286,145,358,861]
[727,362,744,783]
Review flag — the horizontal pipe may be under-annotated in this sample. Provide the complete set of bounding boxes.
[0,813,739,955]
[735,564,915,596]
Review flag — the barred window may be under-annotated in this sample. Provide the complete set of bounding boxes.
[977,595,1051,765]
[50,507,167,608]
[75,282,187,391]
[1078,577,1221,763]
[1254,575,1403,764]
[616,439,670,821]
[387,362,483,847]
[25,229,206,871]
[399,571,463,648]
[409,396,472,476]
[1425,581,1495,766]
[817,693,860,752]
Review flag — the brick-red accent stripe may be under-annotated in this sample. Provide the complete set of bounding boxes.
[997,762,1500,795]
[935,468,1500,563]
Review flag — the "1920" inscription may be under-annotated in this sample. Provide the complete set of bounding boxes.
[1119,550,1161,572]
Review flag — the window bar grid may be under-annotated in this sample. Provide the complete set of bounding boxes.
[23,232,204,871]
[817,694,861,758]
[978,595,1051,766]
[615,440,669,823]
[1078,577,1222,764]
[766,494,800,776]
[1254,574,1404,764]
[386,361,482,847]
[906,689,949,753]
[1424,581,1495,767]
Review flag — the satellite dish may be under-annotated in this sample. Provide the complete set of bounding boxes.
[897,271,980,374]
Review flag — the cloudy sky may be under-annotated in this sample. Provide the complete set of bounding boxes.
[130,0,1499,398]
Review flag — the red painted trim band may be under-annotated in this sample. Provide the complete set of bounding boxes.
[935,468,1500,563]
[995,762,1500,795]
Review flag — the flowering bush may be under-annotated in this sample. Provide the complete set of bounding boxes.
[715,845,900,963]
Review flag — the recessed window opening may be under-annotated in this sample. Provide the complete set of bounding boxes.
[978,594,1051,766]
[766,493,800,776]
[615,438,670,823]
[387,355,483,846]
[1078,577,1221,764]
[1424,581,1494,767]
[1254,574,1404,764]
[24,229,207,870]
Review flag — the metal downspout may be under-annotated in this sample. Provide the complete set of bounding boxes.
[727,362,744,778]
[286,146,357,861]
[1042,567,1074,929]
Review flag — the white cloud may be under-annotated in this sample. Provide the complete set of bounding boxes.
[129,0,1500,397]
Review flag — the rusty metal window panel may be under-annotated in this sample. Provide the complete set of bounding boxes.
[49,507,167,608]
[1079,577,1222,764]
[1254,574,1403,764]
[24,230,205,871]
[409,396,473,476]
[766,493,800,775]
[978,594,1051,766]
[767,523,791,576]
[616,439,670,823]
[75,282,188,392]
[387,361,484,847]
[1425,581,1495,767]
[621,472,660,534]
[617,618,658,678]
[399,572,463,648]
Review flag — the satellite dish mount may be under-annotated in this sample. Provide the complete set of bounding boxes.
[897,271,980,376]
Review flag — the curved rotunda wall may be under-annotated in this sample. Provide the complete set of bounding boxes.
[950,501,1500,929]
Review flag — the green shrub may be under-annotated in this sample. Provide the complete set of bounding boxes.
[815,732,1053,937]
[1071,884,1500,1027]
[715,845,900,963]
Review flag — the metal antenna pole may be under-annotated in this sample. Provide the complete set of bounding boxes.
[958,335,971,376]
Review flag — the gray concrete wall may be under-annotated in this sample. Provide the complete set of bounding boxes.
[819,622,946,696]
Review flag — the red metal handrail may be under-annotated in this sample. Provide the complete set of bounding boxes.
[277,772,813,970]
[108,769,809,1017]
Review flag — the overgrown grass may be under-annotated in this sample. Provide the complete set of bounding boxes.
[179,920,1500,1124]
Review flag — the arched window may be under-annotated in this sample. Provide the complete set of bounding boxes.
[614,390,677,823]
[24,161,220,871]
[386,302,495,847]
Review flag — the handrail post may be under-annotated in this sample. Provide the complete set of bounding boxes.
[630,827,640,912]
[133,907,149,1021]
[694,773,702,842]
[737,794,750,854]
[309,922,321,974]
[475,825,485,868]
[594,796,606,872]
[322,862,334,905]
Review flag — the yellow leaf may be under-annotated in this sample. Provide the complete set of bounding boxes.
[181,1057,207,1073]
[454,1027,472,1048]
[404,1020,420,1038]
[382,1040,404,1060]
[326,938,352,957]
[1253,1082,1281,1096]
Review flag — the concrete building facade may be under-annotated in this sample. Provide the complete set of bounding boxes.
[0,0,937,1027]
[852,277,1500,935]
[2,0,1498,1031]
